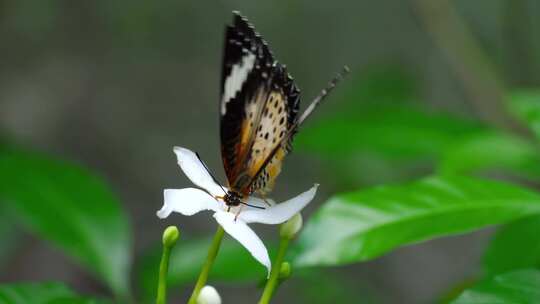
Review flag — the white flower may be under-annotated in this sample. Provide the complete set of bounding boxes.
[197,285,221,304]
[157,146,318,274]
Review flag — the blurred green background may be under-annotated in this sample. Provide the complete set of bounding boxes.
[1,0,540,303]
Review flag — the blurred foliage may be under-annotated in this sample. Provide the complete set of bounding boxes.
[293,271,376,304]
[0,282,111,304]
[333,67,417,109]
[296,68,476,161]
[483,215,540,277]
[297,103,480,160]
[506,90,540,140]
[292,175,540,267]
[0,143,131,297]
[297,72,540,185]
[0,207,19,270]
[451,269,540,304]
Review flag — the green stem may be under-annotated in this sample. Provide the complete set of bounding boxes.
[258,237,290,304]
[156,226,180,304]
[156,246,172,304]
[187,226,225,304]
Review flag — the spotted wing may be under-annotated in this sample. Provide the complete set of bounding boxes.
[247,85,299,195]
[220,12,300,195]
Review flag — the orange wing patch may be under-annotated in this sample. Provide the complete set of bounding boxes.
[224,86,269,188]
[246,91,290,194]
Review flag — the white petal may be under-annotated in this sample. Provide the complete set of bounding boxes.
[246,196,275,208]
[157,188,221,218]
[213,211,271,275]
[239,184,318,224]
[173,147,225,196]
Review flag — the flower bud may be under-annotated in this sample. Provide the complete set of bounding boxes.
[278,261,291,281]
[197,285,221,304]
[162,226,180,248]
[279,213,303,239]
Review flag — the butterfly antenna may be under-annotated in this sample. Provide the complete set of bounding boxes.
[297,65,350,126]
[195,152,228,195]
[240,202,266,210]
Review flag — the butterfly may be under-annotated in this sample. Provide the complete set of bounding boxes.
[215,11,348,207]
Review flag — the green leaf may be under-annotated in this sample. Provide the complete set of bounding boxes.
[483,215,540,276]
[0,281,111,304]
[507,90,540,140]
[451,269,540,304]
[138,237,273,299]
[292,175,540,267]
[0,145,132,297]
[439,131,540,179]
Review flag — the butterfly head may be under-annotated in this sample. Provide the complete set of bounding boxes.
[224,190,243,207]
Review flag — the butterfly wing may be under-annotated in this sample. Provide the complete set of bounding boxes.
[245,71,299,195]
[220,12,300,195]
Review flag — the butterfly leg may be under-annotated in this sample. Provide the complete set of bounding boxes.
[257,190,272,207]
[234,205,244,221]
[262,197,271,206]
